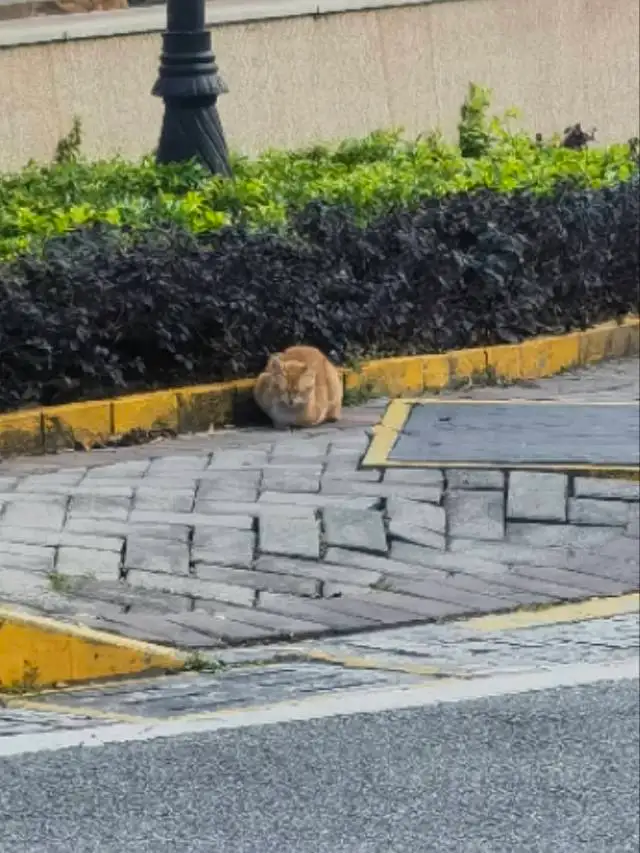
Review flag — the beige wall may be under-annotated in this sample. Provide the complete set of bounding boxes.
[0,0,638,171]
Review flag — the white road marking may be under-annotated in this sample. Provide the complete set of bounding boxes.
[0,657,637,758]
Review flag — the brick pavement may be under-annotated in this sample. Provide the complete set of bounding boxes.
[0,359,638,648]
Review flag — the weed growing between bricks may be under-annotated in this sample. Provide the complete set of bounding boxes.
[0,175,637,414]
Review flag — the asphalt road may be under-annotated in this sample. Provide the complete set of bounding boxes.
[1,677,638,853]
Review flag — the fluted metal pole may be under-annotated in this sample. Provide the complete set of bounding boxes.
[152,0,231,176]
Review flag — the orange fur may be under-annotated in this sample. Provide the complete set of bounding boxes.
[253,346,343,428]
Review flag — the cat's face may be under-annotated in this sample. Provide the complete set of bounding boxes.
[269,357,316,408]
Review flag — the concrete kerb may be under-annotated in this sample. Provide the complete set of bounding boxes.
[0,606,185,691]
[0,318,638,458]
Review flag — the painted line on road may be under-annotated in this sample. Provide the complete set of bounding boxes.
[463,593,640,632]
[0,657,636,757]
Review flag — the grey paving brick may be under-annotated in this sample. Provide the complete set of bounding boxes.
[446,490,505,541]
[166,610,272,644]
[124,537,189,575]
[193,599,326,636]
[508,563,631,596]
[68,495,131,522]
[323,468,381,482]
[85,461,150,479]
[0,541,56,572]
[259,512,320,560]
[258,491,380,510]
[382,469,444,487]
[126,570,256,607]
[330,544,506,577]
[323,454,364,472]
[197,471,261,501]
[387,523,445,550]
[148,455,210,473]
[64,517,192,542]
[0,527,122,552]
[0,566,60,602]
[566,538,640,583]
[448,538,569,568]
[133,486,195,513]
[194,565,318,597]
[207,450,270,470]
[568,498,630,527]
[319,595,431,625]
[55,547,122,581]
[573,477,639,501]
[0,476,18,491]
[68,578,189,613]
[383,574,517,613]
[0,491,69,506]
[387,497,446,534]
[446,469,504,490]
[2,501,67,531]
[255,592,372,630]
[256,554,381,588]
[329,435,371,454]
[507,522,622,549]
[260,468,321,493]
[488,572,589,602]
[323,589,465,620]
[507,472,568,522]
[271,439,330,460]
[323,507,388,554]
[192,528,255,569]
[95,610,216,647]
[74,484,135,499]
[16,471,86,491]
[321,477,442,504]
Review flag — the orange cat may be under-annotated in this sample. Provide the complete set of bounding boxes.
[254,346,343,428]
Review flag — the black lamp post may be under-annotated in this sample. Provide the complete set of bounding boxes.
[152,0,232,176]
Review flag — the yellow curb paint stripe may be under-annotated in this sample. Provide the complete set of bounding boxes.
[0,318,636,457]
[463,593,640,632]
[361,398,410,467]
[0,607,185,690]
[302,650,473,679]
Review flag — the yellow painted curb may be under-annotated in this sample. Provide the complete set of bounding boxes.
[0,317,637,457]
[0,607,185,691]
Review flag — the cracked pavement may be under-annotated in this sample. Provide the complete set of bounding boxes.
[0,359,638,648]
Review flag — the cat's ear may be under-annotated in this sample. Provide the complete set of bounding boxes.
[267,353,283,373]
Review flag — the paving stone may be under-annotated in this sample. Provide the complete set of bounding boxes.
[382,469,444,487]
[323,507,388,554]
[194,566,319,597]
[256,554,381,588]
[0,477,18,491]
[207,450,270,470]
[197,471,261,501]
[323,454,365,472]
[318,595,431,625]
[446,469,504,490]
[488,572,589,602]
[69,578,189,613]
[1,501,67,531]
[148,455,210,473]
[387,523,445,550]
[323,468,381,482]
[0,491,69,506]
[329,435,371,454]
[55,547,122,581]
[85,461,150,479]
[320,477,442,504]
[68,495,131,522]
[448,538,569,568]
[133,487,195,513]
[124,537,189,575]
[260,467,321,493]
[0,566,60,601]
[95,609,216,647]
[508,563,631,596]
[0,541,56,572]
[166,610,273,643]
[573,477,640,501]
[193,599,326,636]
[64,518,192,542]
[507,472,568,522]
[16,471,86,491]
[507,522,621,549]
[130,507,303,528]
[0,528,122,552]
[323,589,465,621]
[446,490,505,541]
[330,544,506,577]
[259,491,380,510]
[568,498,630,527]
[192,528,255,569]
[126,570,256,607]
[74,484,135,499]
[259,512,320,560]
[383,574,518,613]
[271,439,330,460]
[255,592,373,630]
[566,538,640,583]
[387,497,446,542]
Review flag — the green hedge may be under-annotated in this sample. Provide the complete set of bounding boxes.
[0,85,637,259]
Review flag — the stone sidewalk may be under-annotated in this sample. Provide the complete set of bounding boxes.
[0,360,638,649]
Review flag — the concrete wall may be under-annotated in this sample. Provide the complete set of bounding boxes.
[0,0,638,171]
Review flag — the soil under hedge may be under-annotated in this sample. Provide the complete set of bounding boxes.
[0,179,638,413]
